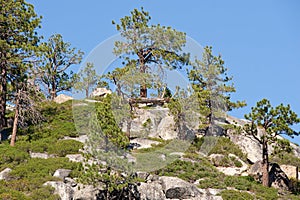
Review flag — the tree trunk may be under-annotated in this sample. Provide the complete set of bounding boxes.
[262,140,269,187]
[0,60,7,130]
[138,51,147,98]
[10,101,19,146]
[51,76,56,100]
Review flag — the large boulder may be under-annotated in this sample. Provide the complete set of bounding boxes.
[269,163,290,191]
[248,161,290,191]
[160,176,202,199]
[53,169,72,180]
[54,94,73,104]
[73,184,99,200]
[138,181,165,200]
[280,165,298,180]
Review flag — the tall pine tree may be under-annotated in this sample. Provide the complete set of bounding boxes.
[0,0,41,130]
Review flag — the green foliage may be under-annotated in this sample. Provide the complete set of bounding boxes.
[48,140,83,157]
[189,136,247,161]
[155,159,221,183]
[270,151,300,171]
[243,98,300,186]
[74,62,100,98]
[37,34,84,100]
[220,190,254,200]
[0,183,31,200]
[0,145,29,170]
[111,7,188,98]
[188,46,246,135]
[29,185,60,200]
[11,158,77,179]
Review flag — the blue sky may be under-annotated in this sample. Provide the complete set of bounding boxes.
[27,0,300,143]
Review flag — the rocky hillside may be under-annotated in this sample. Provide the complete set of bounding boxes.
[1,98,300,199]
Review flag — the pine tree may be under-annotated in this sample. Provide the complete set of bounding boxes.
[36,34,84,100]
[74,62,99,98]
[188,46,246,136]
[0,0,41,130]
[243,99,300,187]
[112,7,188,98]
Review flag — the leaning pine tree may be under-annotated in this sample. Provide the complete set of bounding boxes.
[243,99,300,187]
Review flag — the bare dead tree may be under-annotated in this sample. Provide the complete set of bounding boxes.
[10,81,44,146]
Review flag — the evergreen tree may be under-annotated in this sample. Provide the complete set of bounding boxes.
[188,46,246,136]
[112,7,188,98]
[0,0,41,130]
[37,34,84,100]
[243,99,300,187]
[74,62,99,98]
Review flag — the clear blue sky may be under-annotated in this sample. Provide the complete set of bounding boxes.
[27,0,300,143]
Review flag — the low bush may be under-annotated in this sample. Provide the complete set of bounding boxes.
[0,145,29,170]
[48,139,83,157]
[220,190,254,200]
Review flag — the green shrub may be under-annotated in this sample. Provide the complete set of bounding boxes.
[189,136,247,161]
[0,184,30,200]
[155,158,222,183]
[10,158,78,182]
[220,190,254,200]
[48,139,83,156]
[0,145,29,170]
[29,185,60,200]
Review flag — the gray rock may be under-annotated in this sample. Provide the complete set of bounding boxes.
[249,161,291,191]
[160,176,202,198]
[165,187,188,199]
[90,87,112,97]
[0,168,12,180]
[138,181,165,200]
[269,163,290,191]
[44,181,74,200]
[66,154,85,163]
[63,135,87,144]
[30,152,55,159]
[73,184,99,200]
[136,171,150,180]
[53,169,72,180]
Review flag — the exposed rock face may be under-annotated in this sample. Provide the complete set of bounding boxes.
[0,168,12,180]
[280,165,298,180]
[125,107,178,140]
[44,181,74,200]
[248,161,290,190]
[73,184,99,200]
[90,87,112,97]
[269,163,290,191]
[54,94,73,104]
[229,134,262,163]
[66,154,85,163]
[53,169,72,180]
[30,152,56,159]
[138,181,165,200]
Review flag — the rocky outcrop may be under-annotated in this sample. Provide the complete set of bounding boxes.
[248,161,290,190]
[0,168,12,180]
[30,152,56,159]
[130,138,160,149]
[269,163,290,191]
[90,87,112,97]
[137,176,222,200]
[54,94,73,104]
[53,169,72,180]
[44,181,74,200]
[66,154,85,163]
[280,165,298,180]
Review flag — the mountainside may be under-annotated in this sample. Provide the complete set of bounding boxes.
[1,99,300,200]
